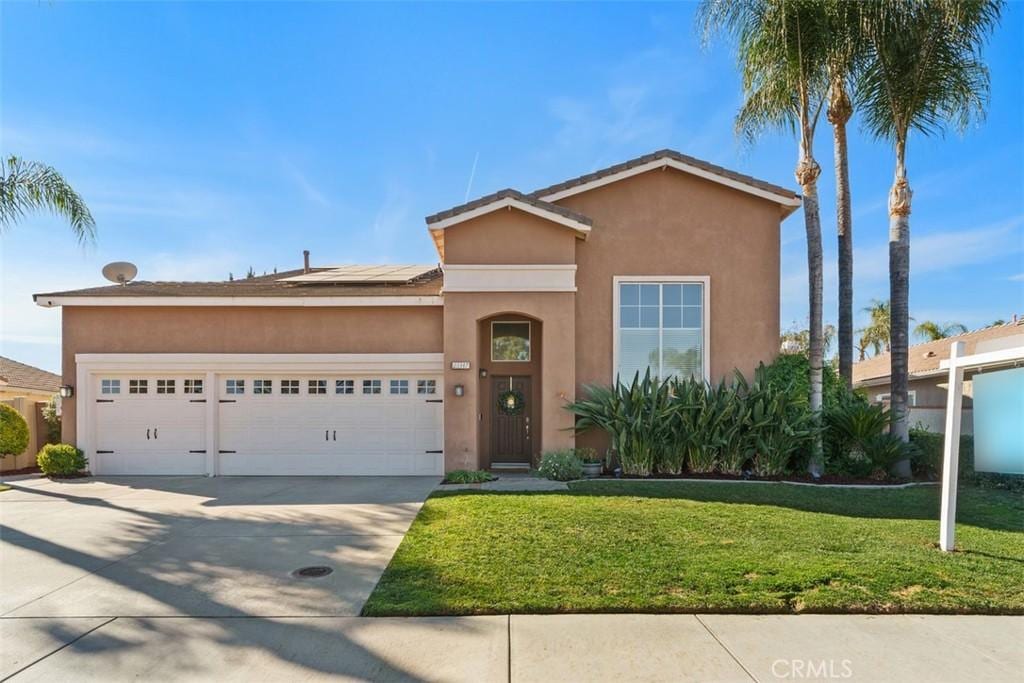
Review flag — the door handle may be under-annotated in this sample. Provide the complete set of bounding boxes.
[325,429,329,441]
[154,428,158,440]
[147,428,150,440]
[332,430,336,441]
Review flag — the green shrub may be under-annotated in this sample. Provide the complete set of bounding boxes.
[537,449,584,481]
[567,370,674,476]
[746,367,817,476]
[443,469,496,484]
[36,443,87,477]
[573,447,601,464]
[824,399,890,475]
[759,353,848,408]
[0,404,30,457]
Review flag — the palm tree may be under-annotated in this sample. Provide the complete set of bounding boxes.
[699,0,830,473]
[914,320,969,341]
[858,0,1002,458]
[825,1,866,390]
[0,156,95,243]
[859,298,891,356]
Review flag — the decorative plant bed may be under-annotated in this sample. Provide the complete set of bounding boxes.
[612,472,937,487]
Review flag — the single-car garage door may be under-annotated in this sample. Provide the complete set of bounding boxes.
[217,374,444,475]
[93,375,208,475]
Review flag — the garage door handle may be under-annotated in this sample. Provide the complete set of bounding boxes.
[425,399,443,403]
[189,399,206,403]
[332,430,336,441]
[218,450,236,454]
[154,428,158,440]
[325,429,329,441]
[146,428,150,440]
[425,450,443,454]
[96,450,114,454]
[219,399,236,403]
[189,449,206,454]
[96,399,114,403]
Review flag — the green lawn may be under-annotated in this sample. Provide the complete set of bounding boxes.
[363,481,1024,616]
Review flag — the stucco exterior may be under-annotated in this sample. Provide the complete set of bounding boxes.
[42,150,796,474]
[59,305,443,444]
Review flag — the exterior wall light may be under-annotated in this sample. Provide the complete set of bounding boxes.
[479,368,488,378]
[59,385,74,399]
[454,384,465,397]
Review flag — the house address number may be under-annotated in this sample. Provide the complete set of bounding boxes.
[450,361,471,370]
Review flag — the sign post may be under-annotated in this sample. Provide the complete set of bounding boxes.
[939,341,965,552]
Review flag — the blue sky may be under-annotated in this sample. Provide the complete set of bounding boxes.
[2,2,1022,373]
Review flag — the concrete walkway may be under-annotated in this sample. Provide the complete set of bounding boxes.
[2,613,1019,681]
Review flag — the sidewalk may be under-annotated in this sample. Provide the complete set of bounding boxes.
[4,613,1020,681]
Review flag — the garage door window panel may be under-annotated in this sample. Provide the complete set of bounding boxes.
[184,379,203,394]
[336,379,354,395]
[363,379,381,395]
[129,379,148,395]
[156,379,176,394]
[101,379,121,395]
[281,380,300,395]
[253,379,273,394]
[417,379,436,395]
[226,379,245,395]
[390,379,409,395]
[309,379,327,395]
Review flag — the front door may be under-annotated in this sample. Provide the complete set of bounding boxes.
[490,376,532,464]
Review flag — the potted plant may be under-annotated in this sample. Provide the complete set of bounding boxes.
[575,447,602,478]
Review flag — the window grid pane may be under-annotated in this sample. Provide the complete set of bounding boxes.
[183,379,203,394]
[309,379,327,395]
[336,379,354,395]
[363,379,381,395]
[417,379,437,395]
[618,282,703,382]
[281,380,299,395]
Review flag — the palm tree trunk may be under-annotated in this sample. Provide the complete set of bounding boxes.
[828,81,854,389]
[797,145,824,475]
[889,137,912,477]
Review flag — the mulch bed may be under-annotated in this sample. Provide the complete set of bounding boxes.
[0,465,42,476]
[614,471,935,486]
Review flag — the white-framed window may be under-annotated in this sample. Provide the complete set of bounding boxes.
[875,391,917,407]
[390,379,409,395]
[614,277,708,383]
[336,379,354,395]
[417,379,437,395]
[363,379,381,395]
[156,379,176,394]
[129,379,149,395]
[225,379,245,395]
[253,379,273,395]
[309,379,327,395]
[281,379,300,395]
[101,379,121,395]
[183,379,203,394]
[491,321,531,362]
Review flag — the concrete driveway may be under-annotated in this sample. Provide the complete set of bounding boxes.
[1,475,468,679]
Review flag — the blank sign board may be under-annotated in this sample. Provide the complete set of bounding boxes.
[972,366,1024,475]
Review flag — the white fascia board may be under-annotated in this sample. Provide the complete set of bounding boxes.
[75,353,445,374]
[427,197,591,237]
[35,295,444,308]
[441,264,577,292]
[940,345,1024,370]
[538,158,802,209]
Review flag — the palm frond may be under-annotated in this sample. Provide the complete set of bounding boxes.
[0,156,96,243]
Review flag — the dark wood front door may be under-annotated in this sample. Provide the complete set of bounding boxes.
[490,376,532,462]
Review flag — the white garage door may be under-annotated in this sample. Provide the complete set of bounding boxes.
[93,375,207,475]
[217,374,444,476]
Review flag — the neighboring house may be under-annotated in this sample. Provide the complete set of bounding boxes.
[852,317,1024,434]
[0,356,61,471]
[33,149,800,476]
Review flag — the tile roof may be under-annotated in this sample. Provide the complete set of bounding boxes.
[853,319,1024,384]
[34,267,444,300]
[424,188,593,227]
[529,148,799,201]
[0,356,61,393]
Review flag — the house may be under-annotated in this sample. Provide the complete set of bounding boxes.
[0,356,61,471]
[33,149,800,476]
[852,317,1024,434]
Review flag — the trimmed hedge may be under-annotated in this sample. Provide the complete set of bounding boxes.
[1,404,30,457]
[36,443,88,477]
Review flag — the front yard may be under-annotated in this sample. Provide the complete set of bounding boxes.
[363,481,1024,616]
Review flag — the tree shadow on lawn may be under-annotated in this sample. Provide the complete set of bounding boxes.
[432,481,1024,533]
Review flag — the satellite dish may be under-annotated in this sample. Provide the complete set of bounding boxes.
[102,261,138,286]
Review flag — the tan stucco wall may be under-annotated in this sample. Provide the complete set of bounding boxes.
[442,291,575,470]
[558,169,782,386]
[441,210,577,265]
[60,305,443,443]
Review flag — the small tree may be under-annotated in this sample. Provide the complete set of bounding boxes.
[0,404,30,458]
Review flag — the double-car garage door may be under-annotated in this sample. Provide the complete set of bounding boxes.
[91,370,443,476]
